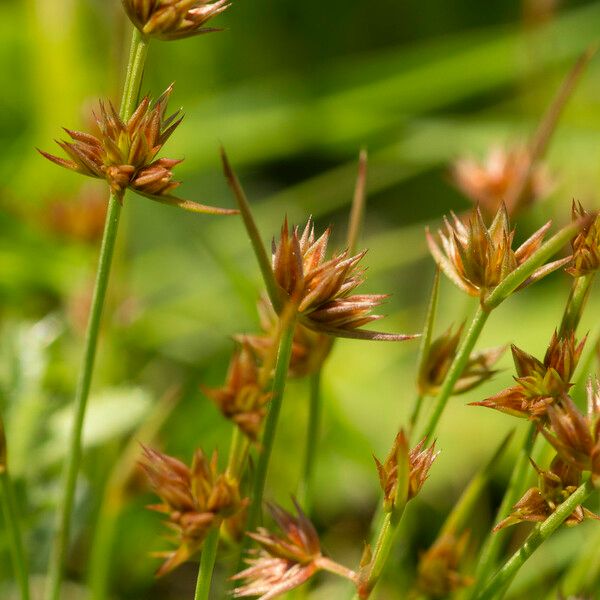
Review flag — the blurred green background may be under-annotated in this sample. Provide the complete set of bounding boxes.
[1,0,600,598]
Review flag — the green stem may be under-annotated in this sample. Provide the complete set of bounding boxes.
[0,470,30,600]
[298,369,322,510]
[559,273,595,337]
[44,28,149,600]
[194,527,220,600]
[246,311,296,533]
[418,305,490,444]
[226,425,249,479]
[473,479,596,600]
[408,394,425,437]
[469,423,536,598]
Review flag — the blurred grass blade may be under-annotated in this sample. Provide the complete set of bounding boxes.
[347,149,368,255]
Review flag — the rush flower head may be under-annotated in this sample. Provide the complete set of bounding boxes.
[39,85,236,215]
[374,430,439,512]
[452,145,552,218]
[201,343,271,441]
[140,446,246,576]
[271,217,417,341]
[426,205,567,302]
[494,456,599,531]
[418,322,505,396]
[237,296,333,379]
[122,0,231,41]
[566,201,600,277]
[471,331,585,420]
[541,382,600,484]
[416,533,474,598]
[232,500,356,600]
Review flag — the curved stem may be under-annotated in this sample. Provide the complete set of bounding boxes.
[473,480,596,600]
[559,273,595,337]
[44,27,149,600]
[297,369,322,510]
[469,422,536,598]
[0,470,30,600]
[418,305,490,444]
[194,527,221,600]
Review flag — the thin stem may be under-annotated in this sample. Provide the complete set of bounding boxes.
[559,273,595,337]
[297,369,322,510]
[226,425,250,479]
[473,479,596,600]
[246,308,297,533]
[194,527,221,600]
[408,394,425,436]
[44,28,149,600]
[347,149,368,256]
[418,305,490,444]
[0,470,30,600]
[469,423,536,597]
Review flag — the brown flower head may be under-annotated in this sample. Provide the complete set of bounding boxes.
[232,500,356,600]
[494,456,599,530]
[452,145,552,218]
[566,201,600,277]
[374,430,439,512]
[426,205,567,302]
[39,85,236,215]
[416,533,474,598]
[122,0,230,41]
[541,382,600,484]
[238,296,333,379]
[271,218,417,341]
[141,446,246,576]
[418,322,505,396]
[471,331,585,420]
[201,343,271,441]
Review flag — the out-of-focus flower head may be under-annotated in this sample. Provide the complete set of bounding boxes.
[452,145,552,218]
[541,381,600,485]
[471,331,585,421]
[201,343,271,441]
[416,533,474,598]
[418,322,505,396]
[141,446,246,576]
[39,85,236,215]
[374,430,439,512]
[237,296,333,379]
[566,201,600,277]
[271,217,417,341]
[232,500,356,600]
[426,205,565,302]
[494,456,599,530]
[122,0,230,41]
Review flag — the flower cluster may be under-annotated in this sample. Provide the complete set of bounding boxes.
[40,85,236,214]
[374,430,438,512]
[472,331,585,420]
[141,446,246,576]
[201,343,271,441]
[272,218,416,340]
[232,500,356,600]
[122,0,230,41]
[418,322,505,396]
[426,205,567,302]
[567,202,600,278]
[452,145,551,218]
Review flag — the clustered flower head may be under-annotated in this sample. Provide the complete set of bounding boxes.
[122,0,231,41]
[140,446,246,576]
[566,201,600,277]
[238,296,332,379]
[418,322,505,396]
[452,145,552,218]
[472,331,585,420]
[40,85,236,215]
[416,533,473,598]
[426,205,567,303]
[271,217,416,341]
[374,430,438,512]
[494,456,599,531]
[201,343,271,441]
[232,500,356,600]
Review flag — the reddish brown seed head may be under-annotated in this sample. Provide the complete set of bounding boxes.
[566,201,600,277]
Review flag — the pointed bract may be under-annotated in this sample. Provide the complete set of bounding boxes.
[566,201,600,277]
